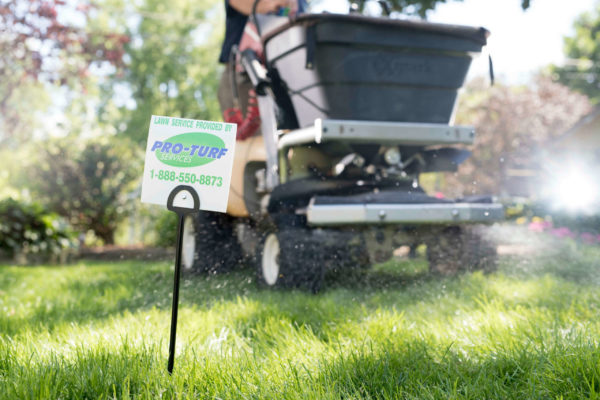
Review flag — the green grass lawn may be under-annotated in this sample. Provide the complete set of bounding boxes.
[1,236,600,399]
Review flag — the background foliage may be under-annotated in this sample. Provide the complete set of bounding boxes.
[445,77,592,197]
[152,211,179,247]
[0,0,128,146]
[0,198,73,260]
[551,3,600,103]
[25,137,140,244]
[100,0,223,144]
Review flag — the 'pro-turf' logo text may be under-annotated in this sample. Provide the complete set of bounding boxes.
[151,132,228,168]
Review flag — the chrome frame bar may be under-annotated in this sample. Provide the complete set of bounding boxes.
[279,119,476,149]
[306,201,504,226]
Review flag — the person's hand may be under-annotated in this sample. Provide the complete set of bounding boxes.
[254,0,293,14]
[229,0,296,17]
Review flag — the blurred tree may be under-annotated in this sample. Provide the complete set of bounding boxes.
[27,137,140,245]
[99,0,223,144]
[0,0,129,146]
[550,4,600,103]
[445,77,591,197]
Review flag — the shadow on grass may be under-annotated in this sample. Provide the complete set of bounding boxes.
[326,258,431,291]
[3,241,600,339]
[0,258,438,338]
[0,261,175,336]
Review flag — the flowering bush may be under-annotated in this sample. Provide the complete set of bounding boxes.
[527,216,600,245]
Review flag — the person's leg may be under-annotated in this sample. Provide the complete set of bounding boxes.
[218,63,264,216]
[218,63,238,120]
[218,63,256,127]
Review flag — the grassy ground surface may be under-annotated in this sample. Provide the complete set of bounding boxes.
[1,230,600,399]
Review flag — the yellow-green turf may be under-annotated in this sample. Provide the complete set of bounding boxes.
[1,240,600,399]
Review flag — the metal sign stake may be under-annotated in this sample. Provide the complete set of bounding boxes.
[165,185,200,374]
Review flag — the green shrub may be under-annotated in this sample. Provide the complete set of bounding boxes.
[153,211,178,247]
[0,198,74,261]
[27,137,141,245]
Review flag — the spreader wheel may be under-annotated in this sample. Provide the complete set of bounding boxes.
[187,211,243,274]
[256,229,324,293]
[461,225,498,273]
[426,226,464,275]
[258,232,283,287]
[427,225,498,275]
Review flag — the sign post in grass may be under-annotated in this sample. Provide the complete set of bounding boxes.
[141,115,237,373]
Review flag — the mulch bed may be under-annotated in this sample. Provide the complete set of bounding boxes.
[78,246,173,261]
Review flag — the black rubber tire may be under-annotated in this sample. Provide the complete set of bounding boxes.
[324,232,371,274]
[256,229,324,293]
[427,225,498,275]
[461,225,498,273]
[426,226,464,275]
[188,211,243,274]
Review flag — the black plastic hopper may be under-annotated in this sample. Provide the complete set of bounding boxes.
[262,14,489,128]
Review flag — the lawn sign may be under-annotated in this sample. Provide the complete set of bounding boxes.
[141,115,237,373]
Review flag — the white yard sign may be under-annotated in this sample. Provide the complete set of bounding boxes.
[141,115,237,212]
